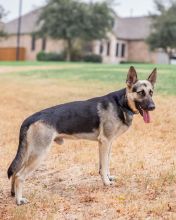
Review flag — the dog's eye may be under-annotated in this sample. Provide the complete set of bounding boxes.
[149,90,153,96]
[137,90,145,96]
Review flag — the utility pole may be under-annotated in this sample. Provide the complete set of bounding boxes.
[16,0,23,61]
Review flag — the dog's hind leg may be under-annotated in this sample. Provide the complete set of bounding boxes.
[14,122,55,205]
[14,153,46,205]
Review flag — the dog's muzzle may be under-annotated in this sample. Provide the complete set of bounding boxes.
[135,101,155,123]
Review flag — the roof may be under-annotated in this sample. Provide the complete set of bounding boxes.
[4,8,152,40]
[4,8,42,34]
[113,16,152,40]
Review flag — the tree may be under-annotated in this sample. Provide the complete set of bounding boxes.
[147,0,176,62]
[37,0,114,61]
[0,5,7,37]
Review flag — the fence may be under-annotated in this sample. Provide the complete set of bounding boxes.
[0,47,26,61]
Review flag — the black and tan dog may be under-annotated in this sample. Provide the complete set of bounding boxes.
[8,66,157,205]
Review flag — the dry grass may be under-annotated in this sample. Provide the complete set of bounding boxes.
[0,71,176,220]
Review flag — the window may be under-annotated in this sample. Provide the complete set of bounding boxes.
[116,43,119,57]
[99,43,103,54]
[42,37,47,51]
[121,43,126,57]
[107,41,110,56]
[31,34,36,51]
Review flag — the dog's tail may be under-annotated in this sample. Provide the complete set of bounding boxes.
[7,125,28,179]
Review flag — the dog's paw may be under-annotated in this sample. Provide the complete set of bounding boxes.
[108,175,116,182]
[102,177,113,186]
[16,198,29,206]
[104,181,112,186]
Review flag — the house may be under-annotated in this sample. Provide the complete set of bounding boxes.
[0,8,169,63]
[93,16,168,64]
[0,9,65,60]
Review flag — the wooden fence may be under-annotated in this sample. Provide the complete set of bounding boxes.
[0,47,26,61]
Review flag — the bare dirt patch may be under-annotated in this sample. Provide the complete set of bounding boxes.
[0,77,176,219]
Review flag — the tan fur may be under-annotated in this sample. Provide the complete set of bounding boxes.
[126,86,139,114]
[14,121,56,205]
[98,103,130,140]
[126,80,154,114]
[97,103,131,185]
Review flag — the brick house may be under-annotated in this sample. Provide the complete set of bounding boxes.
[93,16,168,64]
[0,8,169,63]
[0,9,66,60]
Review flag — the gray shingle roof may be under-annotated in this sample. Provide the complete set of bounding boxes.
[4,8,41,34]
[4,8,152,40]
[114,16,152,40]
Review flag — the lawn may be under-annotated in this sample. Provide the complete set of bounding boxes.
[0,62,176,220]
[0,61,176,95]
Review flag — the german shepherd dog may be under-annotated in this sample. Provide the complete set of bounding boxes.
[8,66,157,205]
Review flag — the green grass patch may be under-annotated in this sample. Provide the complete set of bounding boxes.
[1,62,176,95]
[0,61,67,66]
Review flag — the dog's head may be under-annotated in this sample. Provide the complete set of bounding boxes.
[126,66,157,123]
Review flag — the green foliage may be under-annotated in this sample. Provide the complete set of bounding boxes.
[62,48,83,61]
[37,0,114,60]
[36,51,65,61]
[36,51,46,61]
[83,54,102,63]
[0,5,6,20]
[120,61,150,64]
[147,0,176,54]
[38,0,114,40]
[0,30,6,38]
[70,48,83,61]
[0,5,7,37]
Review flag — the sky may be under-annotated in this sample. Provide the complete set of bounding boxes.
[0,0,156,22]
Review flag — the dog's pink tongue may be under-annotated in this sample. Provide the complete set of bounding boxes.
[143,110,150,123]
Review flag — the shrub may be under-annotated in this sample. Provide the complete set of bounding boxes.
[120,61,150,64]
[36,51,65,61]
[61,49,83,61]
[36,51,46,61]
[83,54,102,63]
[71,49,83,61]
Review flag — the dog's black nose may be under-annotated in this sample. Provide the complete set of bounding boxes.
[148,103,155,111]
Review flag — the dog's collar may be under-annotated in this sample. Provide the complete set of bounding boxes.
[121,106,134,116]
[118,95,135,116]
[113,88,136,116]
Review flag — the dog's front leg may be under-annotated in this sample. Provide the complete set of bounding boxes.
[98,138,112,186]
[107,143,116,181]
[107,143,115,181]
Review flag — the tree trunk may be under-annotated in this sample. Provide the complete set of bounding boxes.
[66,39,72,61]
[168,51,172,64]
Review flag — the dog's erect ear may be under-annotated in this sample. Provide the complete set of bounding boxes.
[126,66,138,88]
[148,68,157,86]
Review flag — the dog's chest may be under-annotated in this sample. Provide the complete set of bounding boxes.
[98,103,132,139]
